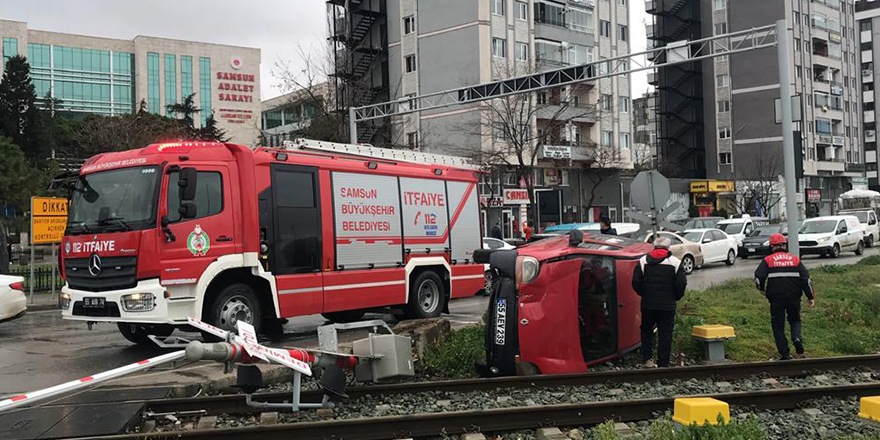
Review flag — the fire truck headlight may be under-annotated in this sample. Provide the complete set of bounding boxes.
[121,293,156,312]
[60,292,71,310]
[516,256,540,288]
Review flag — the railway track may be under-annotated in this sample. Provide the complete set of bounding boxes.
[22,354,880,439]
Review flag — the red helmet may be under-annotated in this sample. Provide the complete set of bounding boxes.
[769,233,787,246]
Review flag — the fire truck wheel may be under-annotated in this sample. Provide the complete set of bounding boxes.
[322,310,367,323]
[407,271,446,319]
[205,283,263,336]
[117,323,174,345]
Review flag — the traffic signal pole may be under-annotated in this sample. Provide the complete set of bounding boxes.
[777,19,801,257]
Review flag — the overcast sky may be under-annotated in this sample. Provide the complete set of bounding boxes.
[4,0,649,100]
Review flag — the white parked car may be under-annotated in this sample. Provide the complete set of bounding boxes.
[798,215,865,258]
[682,228,739,267]
[482,237,515,295]
[715,215,769,255]
[840,210,879,248]
[0,275,26,323]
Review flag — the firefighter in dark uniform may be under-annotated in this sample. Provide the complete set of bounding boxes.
[754,233,815,360]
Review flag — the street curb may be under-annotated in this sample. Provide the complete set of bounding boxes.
[27,304,59,312]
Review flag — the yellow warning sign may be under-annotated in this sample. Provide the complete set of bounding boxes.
[31,197,68,244]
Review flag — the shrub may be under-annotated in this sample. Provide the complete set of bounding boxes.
[421,325,485,379]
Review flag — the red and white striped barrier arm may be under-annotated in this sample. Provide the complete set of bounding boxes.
[0,350,186,413]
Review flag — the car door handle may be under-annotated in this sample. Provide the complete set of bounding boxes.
[217,235,233,242]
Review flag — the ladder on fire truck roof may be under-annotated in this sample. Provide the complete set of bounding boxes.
[282,138,480,170]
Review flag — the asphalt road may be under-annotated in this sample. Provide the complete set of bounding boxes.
[0,247,875,398]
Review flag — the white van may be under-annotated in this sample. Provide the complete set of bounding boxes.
[715,215,769,255]
[798,215,865,258]
[839,210,879,248]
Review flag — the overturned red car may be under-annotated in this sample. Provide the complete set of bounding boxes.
[476,230,652,376]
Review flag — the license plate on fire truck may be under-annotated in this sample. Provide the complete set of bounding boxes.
[83,297,105,308]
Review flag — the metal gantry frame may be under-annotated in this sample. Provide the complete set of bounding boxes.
[348,21,809,255]
[348,24,777,134]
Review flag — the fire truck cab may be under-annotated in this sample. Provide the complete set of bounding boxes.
[60,140,484,344]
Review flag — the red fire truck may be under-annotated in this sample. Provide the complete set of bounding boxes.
[60,139,485,344]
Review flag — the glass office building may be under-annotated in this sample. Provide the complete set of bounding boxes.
[0,19,261,144]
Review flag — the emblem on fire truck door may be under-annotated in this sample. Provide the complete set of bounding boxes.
[187,225,210,256]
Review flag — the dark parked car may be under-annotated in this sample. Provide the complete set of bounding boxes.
[740,225,788,258]
[671,217,723,230]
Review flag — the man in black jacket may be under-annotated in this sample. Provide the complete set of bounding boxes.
[632,236,687,368]
[754,233,815,360]
[599,216,617,235]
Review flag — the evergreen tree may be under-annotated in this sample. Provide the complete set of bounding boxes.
[199,113,228,142]
[0,136,46,213]
[0,55,48,164]
[166,93,200,137]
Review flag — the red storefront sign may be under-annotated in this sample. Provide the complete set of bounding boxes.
[503,189,531,205]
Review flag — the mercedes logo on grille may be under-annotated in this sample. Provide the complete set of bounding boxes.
[88,254,102,277]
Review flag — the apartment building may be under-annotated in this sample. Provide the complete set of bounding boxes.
[327,0,632,233]
[633,91,658,168]
[857,0,880,191]
[647,0,864,216]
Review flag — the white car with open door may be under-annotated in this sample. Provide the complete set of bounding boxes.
[798,215,865,258]
[0,275,26,323]
[482,237,515,295]
[682,228,738,267]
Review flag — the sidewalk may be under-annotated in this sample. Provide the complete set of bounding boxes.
[25,292,60,312]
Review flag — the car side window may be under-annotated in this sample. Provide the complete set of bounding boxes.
[711,230,725,241]
[744,223,754,235]
[485,239,503,250]
[837,221,846,234]
[701,232,712,242]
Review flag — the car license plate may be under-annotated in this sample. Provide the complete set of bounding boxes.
[83,297,105,308]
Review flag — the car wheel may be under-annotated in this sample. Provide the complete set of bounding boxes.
[407,270,446,319]
[204,283,262,339]
[830,243,841,258]
[856,240,865,256]
[117,323,174,345]
[725,249,736,266]
[483,270,496,296]
[681,255,695,275]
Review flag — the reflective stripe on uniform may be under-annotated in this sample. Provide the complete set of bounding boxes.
[767,272,801,278]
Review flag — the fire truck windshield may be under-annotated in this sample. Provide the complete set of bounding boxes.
[67,166,162,235]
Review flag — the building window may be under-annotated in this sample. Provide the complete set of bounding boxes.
[794,12,800,25]
[180,55,193,100]
[720,153,732,165]
[404,16,416,34]
[794,39,801,52]
[492,0,505,16]
[618,25,628,41]
[714,23,727,35]
[861,21,872,32]
[718,99,730,112]
[516,42,529,61]
[164,54,177,114]
[567,7,592,33]
[537,92,547,105]
[620,132,630,149]
[493,37,507,58]
[147,52,161,114]
[716,74,729,87]
[2,37,17,66]
[619,96,629,112]
[516,1,528,20]
[405,54,417,73]
[816,118,832,134]
[601,94,612,111]
[718,126,731,139]
[407,132,419,148]
[600,20,611,37]
[199,56,211,126]
[561,169,570,186]
[601,130,613,147]
[714,0,726,10]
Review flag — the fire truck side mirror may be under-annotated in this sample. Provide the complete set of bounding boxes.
[179,201,198,219]
[179,167,198,201]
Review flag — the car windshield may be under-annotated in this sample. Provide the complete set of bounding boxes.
[854,212,869,223]
[683,231,703,242]
[717,222,744,234]
[800,220,837,234]
[750,225,783,237]
[67,166,161,235]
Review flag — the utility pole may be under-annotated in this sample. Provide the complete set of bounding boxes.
[776,19,801,256]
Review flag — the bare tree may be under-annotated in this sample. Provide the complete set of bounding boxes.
[730,146,784,219]
[445,62,628,227]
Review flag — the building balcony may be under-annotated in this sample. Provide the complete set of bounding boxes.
[647,71,658,85]
[846,162,866,173]
[536,103,596,124]
[646,0,656,13]
[570,0,596,8]
[864,69,874,81]
[647,24,656,39]
[865,90,875,104]
[867,110,877,123]
[816,160,846,172]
